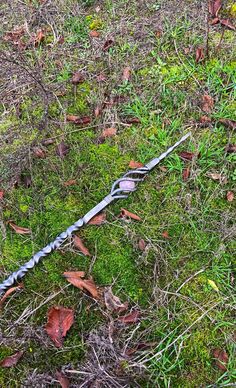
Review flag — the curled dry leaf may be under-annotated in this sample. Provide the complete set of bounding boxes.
[125,117,141,124]
[63,179,77,187]
[119,208,141,221]
[104,286,128,312]
[138,239,146,251]
[182,167,190,181]
[55,371,70,388]
[33,147,46,158]
[71,71,85,85]
[88,212,106,225]
[73,235,91,256]
[226,191,234,202]
[66,115,91,125]
[219,119,236,130]
[202,94,214,113]
[220,19,236,31]
[196,47,204,63]
[7,221,31,235]
[122,66,131,81]
[34,29,45,47]
[210,17,220,25]
[212,348,229,371]
[179,151,195,161]
[103,38,114,51]
[0,283,24,308]
[209,0,222,17]
[45,306,74,348]
[101,127,117,138]
[129,160,144,169]
[0,191,4,200]
[0,351,24,368]
[162,230,170,239]
[207,173,227,184]
[89,30,100,38]
[118,309,140,324]
[225,144,236,153]
[56,141,70,158]
[63,271,99,299]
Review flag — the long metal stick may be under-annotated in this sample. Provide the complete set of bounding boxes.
[0,132,190,294]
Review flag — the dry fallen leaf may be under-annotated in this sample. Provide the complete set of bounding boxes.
[63,271,99,299]
[162,230,170,239]
[129,160,144,169]
[71,71,85,85]
[34,29,45,47]
[207,173,227,184]
[179,151,195,161]
[226,191,234,202]
[101,127,117,138]
[89,30,100,38]
[125,341,157,356]
[220,19,236,31]
[94,105,102,117]
[122,66,131,81]
[66,115,91,125]
[88,212,106,225]
[7,221,31,235]
[55,371,70,388]
[209,0,222,17]
[200,115,212,126]
[212,348,229,371]
[45,306,74,348]
[118,310,140,324]
[103,38,114,51]
[63,179,77,187]
[73,235,91,256]
[119,208,142,221]
[33,147,46,158]
[202,94,214,113]
[219,119,236,130]
[125,117,141,124]
[0,191,4,200]
[56,141,70,158]
[104,286,128,312]
[196,47,204,63]
[209,17,220,25]
[182,167,190,181]
[225,144,236,153]
[97,73,107,82]
[0,283,23,308]
[138,239,146,251]
[0,351,24,368]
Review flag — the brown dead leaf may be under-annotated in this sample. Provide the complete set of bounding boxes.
[179,151,195,161]
[138,239,146,251]
[226,191,234,202]
[207,173,227,184]
[209,17,220,25]
[63,179,77,187]
[162,230,170,239]
[202,95,214,113]
[220,19,236,31]
[104,286,128,312]
[55,371,70,388]
[4,26,25,43]
[0,283,24,308]
[42,138,54,146]
[219,119,236,130]
[63,271,98,299]
[34,29,45,47]
[118,310,140,324]
[90,30,100,38]
[45,306,74,348]
[94,105,102,117]
[225,144,236,153]
[97,73,107,82]
[66,115,91,125]
[209,0,222,17]
[159,166,167,172]
[125,341,157,356]
[7,221,31,235]
[88,212,106,225]
[125,117,141,124]
[101,127,117,138]
[182,167,190,181]
[129,160,144,169]
[103,38,114,51]
[56,141,70,158]
[33,147,46,158]
[122,66,131,81]
[0,351,24,368]
[71,72,85,85]
[200,115,212,126]
[0,191,4,200]
[212,348,228,371]
[196,47,204,63]
[119,208,142,221]
[73,235,91,256]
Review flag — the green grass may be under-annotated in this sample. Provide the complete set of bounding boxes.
[0,0,235,386]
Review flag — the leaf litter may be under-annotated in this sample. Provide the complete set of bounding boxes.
[45,306,74,348]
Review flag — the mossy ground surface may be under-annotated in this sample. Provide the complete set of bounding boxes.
[0,0,235,387]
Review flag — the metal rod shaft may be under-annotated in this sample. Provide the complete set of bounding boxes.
[0,132,190,294]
